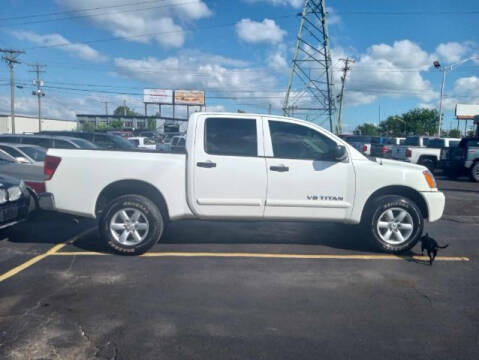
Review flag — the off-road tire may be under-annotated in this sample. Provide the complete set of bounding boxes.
[100,194,164,255]
[470,161,479,182]
[363,195,423,253]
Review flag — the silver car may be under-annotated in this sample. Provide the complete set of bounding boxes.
[0,143,46,166]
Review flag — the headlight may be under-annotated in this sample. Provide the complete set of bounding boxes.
[7,186,22,202]
[0,189,6,204]
[423,170,437,189]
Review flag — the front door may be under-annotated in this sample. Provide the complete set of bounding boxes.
[264,119,355,220]
[192,116,267,219]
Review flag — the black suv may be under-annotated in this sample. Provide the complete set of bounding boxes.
[38,131,134,150]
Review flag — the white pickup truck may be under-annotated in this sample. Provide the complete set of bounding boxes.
[391,136,461,171]
[39,113,445,255]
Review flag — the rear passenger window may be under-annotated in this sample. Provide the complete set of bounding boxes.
[205,118,257,157]
[22,137,53,148]
[94,135,116,149]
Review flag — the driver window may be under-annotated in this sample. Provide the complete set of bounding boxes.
[269,120,336,160]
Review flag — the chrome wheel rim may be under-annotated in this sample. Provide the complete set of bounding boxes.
[376,207,414,245]
[110,208,149,246]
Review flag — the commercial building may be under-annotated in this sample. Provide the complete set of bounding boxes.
[0,114,78,134]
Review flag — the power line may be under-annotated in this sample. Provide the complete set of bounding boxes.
[2,0,208,27]
[0,0,170,21]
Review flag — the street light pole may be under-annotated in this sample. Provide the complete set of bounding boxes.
[438,69,446,137]
[434,56,479,137]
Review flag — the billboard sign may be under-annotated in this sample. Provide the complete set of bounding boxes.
[174,90,205,105]
[144,89,173,104]
[456,104,479,120]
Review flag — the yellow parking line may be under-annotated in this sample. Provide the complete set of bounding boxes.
[0,227,96,283]
[52,251,470,262]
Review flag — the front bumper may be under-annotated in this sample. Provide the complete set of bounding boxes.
[0,199,30,230]
[38,192,55,211]
[421,191,445,222]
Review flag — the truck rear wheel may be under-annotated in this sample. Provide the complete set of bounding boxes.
[364,195,423,253]
[470,162,479,182]
[100,194,164,255]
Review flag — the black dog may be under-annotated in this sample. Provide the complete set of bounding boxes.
[421,233,449,265]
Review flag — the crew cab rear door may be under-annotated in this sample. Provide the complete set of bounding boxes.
[263,118,355,220]
[190,115,267,218]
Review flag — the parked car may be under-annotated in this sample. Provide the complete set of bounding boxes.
[38,131,134,150]
[339,135,373,155]
[0,143,46,166]
[128,137,156,150]
[40,112,445,255]
[0,174,32,231]
[170,136,186,153]
[391,136,433,161]
[439,137,479,182]
[0,134,97,150]
[391,137,460,172]
[156,133,185,152]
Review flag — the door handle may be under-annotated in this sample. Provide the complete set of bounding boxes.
[270,165,289,172]
[197,161,216,168]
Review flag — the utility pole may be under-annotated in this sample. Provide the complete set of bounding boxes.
[268,103,272,114]
[336,57,354,134]
[29,63,46,132]
[1,48,25,134]
[123,99,127,116]
[103,101,109,115]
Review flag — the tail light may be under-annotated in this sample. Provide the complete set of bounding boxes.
[406,148,412,158]
[381,145,389,154]
[25,181,46,194]
[44,155,61,180]
[362,144,368,152]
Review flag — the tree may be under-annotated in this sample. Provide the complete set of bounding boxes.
[109,119,124,129]
[80,121,96,132]
[113,105,141,117]
[447,129,461,138]
[147,118,156,130]
[379,108,439,136]
[354,123,379,136]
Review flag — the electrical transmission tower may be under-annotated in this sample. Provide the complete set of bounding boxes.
[1,48,25,134]
[283,0,336,131]
[29,63,46,132]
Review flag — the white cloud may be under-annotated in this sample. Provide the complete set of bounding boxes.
[114,52,277,93]
[434,42,473,64]
[245,0,303,7]
[11,31,106,62]
[236,18,286,44]
[55,0,211,48]
[330,40,438,107]
[267,44,288,72]
[326,7,341,25]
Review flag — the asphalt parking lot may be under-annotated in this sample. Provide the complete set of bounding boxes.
[0,177,478,360]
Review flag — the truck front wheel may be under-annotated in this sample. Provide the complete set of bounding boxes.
[470,162,479,182]
[364,195,423,253]
[100,194,164,255]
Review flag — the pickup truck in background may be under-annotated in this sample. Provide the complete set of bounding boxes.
[40,113,445,255]
[339,135,373,156]
[440,137,479,182]
[370,137,405,158]
[391,136,460,172]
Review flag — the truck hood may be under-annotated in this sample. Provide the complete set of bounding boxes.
[371,157,426,172]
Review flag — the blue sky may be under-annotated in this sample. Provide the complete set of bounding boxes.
[1,0,478,132]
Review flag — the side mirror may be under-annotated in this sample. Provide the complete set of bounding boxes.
[334,145,348,162]
[16,156,30,164]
